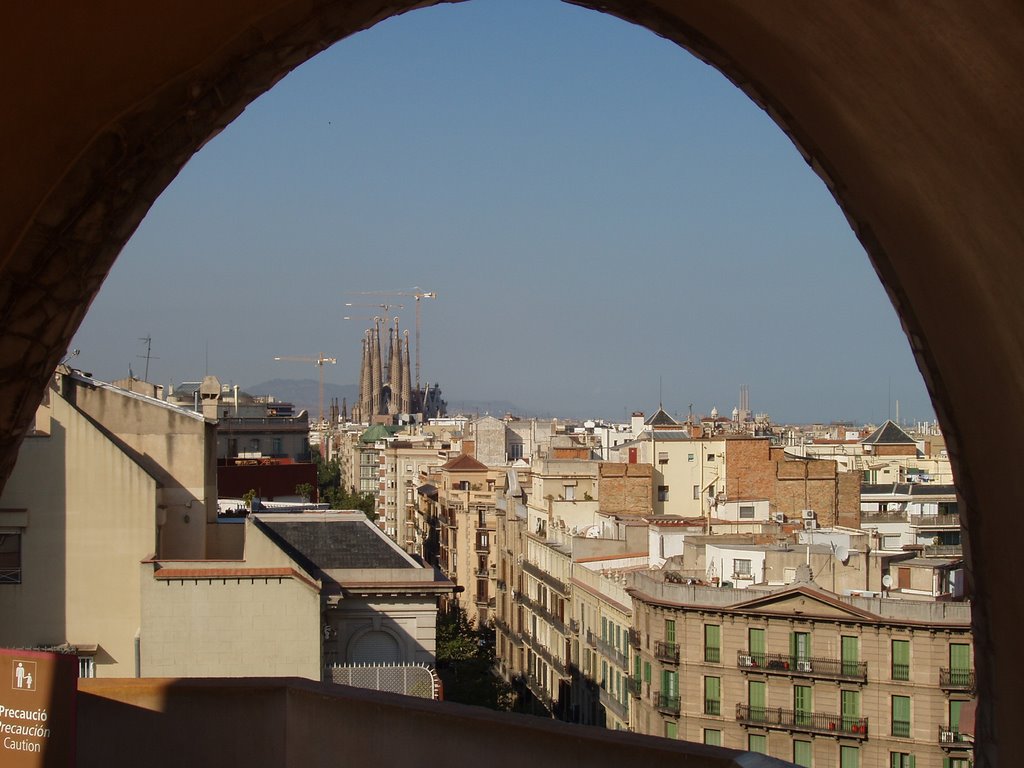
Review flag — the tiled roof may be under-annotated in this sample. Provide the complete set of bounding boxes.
[441,453,488,471]
[256,518,414,574]
[861,420,917,445]
[645,408,679,427]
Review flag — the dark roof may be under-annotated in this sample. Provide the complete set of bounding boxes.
[861,483,957,497]
[360,424,401,443]
[417,483,438,498]
[645,408,680,427]
[441,453,488,471]
[255,518,413,576]
[862,420,917,445]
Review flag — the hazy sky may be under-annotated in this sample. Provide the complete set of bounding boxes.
[71,0,932,425]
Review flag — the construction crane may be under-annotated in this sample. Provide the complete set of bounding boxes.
[346,289,436,393]
[273,353,337,425]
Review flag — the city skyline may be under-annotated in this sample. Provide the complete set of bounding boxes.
[69,0,933,425]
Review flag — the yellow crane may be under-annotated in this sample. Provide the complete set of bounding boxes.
[346,288,436,393]
[273,353,337,425]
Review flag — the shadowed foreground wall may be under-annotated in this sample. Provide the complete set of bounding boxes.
[76,678,785,768]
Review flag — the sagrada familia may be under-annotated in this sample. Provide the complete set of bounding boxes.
[350,317,446,423]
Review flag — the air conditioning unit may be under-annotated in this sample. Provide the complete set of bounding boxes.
[774,513,786,524]
[804,519,818,530]
[802,509,816,520]
[738,655,754,668]
[797,660,813,673]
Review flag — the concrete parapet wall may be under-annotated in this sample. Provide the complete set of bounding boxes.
[77,678,787,768]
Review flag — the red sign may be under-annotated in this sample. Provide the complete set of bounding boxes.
[0,649,77,767]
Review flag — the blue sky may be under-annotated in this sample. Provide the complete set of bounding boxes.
[71,0,932,425]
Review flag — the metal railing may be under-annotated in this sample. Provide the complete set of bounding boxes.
[655,692,680,715]
[940,668,976,691]
[736,704,869,739]
[704,645,720,663]
[892,663,909,681]
[0,568,21,584]
[910,514,961,528]
[595,637,629,670]
[939,726,972,746]
[522,561,569,596]
[599,686,629,723]
[736,650,867,682]
[655,641,680,664]
[704,698,721,716]
[892,720,911,738]
[626,676,641,697]
[924,544,963,557]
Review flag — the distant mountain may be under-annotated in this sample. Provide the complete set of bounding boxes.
[246,378,359,417]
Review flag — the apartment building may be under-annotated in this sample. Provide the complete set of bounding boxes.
[630,574,974,768]
[418,454,502,626]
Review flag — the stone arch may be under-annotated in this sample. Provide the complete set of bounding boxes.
[3,2,1023,764]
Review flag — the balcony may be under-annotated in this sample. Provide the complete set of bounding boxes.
[628,628,640,648]
[586,630,598,648]
[569,618,580,635]
[910,514,962,528]
[524,673,554,711]
[599,686,630,723]
[736,650,867,683]
[655,692,681,715]
[924,544,963,557]
[522,560,569,596]
[595,637,629,670]
[940,668,976,692]
[736,704,869,740]
[939,726,973,748]
[655,641,680,664]
[626,676,642,697]
[515,592,567,635]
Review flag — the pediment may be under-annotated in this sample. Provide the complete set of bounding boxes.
[732,587,878,621]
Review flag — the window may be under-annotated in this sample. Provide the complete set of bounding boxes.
[892,695,911,738]
[602,616,608,642]
[78,656,95,678]
[734,559,752,577]
[643,660,651,684]
[794,685,812,726]
[508,443,524,460]
[791,631,811,662]
[0,532,21,584]
[662,669,678,699]
[739,505,755,519]
[665,721,677,739]
[688,453,694,462]
[840,745,859,768]
[748,734,767,754]
[707,453,715,462]
[703,729,721,747]
[271,437,282,454]
[693,485,700,500]
[890,753,915,768]
[841,636,860,676]
[949,642,972,686]
[704,624,721,663]
[748,627,766,665]
[892,639,910,681]
[665,619,676,646]
[793,739,813,767]
[249,438,260,452]
[841,689,861,731]
[563,484,575,501]
[704,676,721,715]
[658,451,669,465]
[748,680,766,723]
[657,485,669,502]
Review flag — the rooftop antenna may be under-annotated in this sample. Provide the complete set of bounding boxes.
[137,335,159,382]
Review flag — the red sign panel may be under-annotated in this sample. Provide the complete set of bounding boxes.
[0,649,77,767]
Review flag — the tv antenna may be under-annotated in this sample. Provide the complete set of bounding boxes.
[137,335,159,382]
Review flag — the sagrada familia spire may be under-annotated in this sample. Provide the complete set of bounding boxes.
[351,316,445,423]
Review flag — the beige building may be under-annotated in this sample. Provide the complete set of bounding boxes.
[630,575,973,768]
[0,368,223,677]
[141,512,452,678]
[418,454,502,626]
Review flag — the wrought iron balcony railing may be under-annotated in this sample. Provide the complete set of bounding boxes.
[655,640,680,664]
[736,650,867,683]
[736,704,869,740]
[599,686,630,723]
[655,692,680,715]
[595,637,629,670]
[940,668,975,692]
[626,676,641,697]
[939,726,972,747]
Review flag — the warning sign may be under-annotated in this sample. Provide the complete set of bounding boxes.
[0,649,77,767]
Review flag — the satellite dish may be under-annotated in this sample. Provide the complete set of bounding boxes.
[835,545,850,564]
[882,574,894,589]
